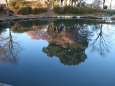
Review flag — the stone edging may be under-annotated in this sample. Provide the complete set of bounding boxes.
[0,16,115,23]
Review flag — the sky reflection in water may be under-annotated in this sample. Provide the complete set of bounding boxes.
[0,19,115,86]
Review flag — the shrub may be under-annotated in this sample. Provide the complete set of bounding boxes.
[54,1,59,7]
[8,1,17,13]
[85,7,97,14]
[107,11,115,16]
[53,5,98,14]
[76,7,86,14]
[0,6,3,11]
[30,1,47,8]
[53,6,65,14]
[8,1,47,14]
[64,6,77,14]
[33,8,47,14]
[18,6,32,15]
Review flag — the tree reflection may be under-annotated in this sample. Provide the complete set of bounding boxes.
[0,23,7,35]
[90,24,113,56]
[43,42,87,65]
[0,22,21,63]
[11,20,49,33]
[8,19,115,64]
[43,23,89,65]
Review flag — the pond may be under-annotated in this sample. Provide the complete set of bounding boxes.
[0,19,115,86]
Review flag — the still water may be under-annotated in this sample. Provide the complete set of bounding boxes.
[0,19,115,86]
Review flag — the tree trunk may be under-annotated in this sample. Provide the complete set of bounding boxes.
[6,0,9,16]
[103,0,105,9]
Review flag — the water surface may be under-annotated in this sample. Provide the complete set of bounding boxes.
[0,19,115,86]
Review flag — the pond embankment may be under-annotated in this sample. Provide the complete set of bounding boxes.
[0,14,115,24]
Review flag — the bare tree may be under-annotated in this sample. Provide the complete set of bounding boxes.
[92,0,102,9]
[77,0,86,7]
[105,0,113,9]
[103,0,105,9]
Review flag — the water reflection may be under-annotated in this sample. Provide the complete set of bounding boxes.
[11,20,49,33]
[90,24,115,56]
[42,23,90,65]
[0,19,115,65]
[25,20,92,65]
[0,22,21,64]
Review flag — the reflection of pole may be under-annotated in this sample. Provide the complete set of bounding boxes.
[6,0,9,16]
